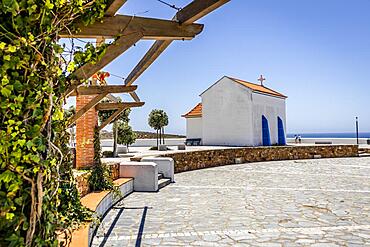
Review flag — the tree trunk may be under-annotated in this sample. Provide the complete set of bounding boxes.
[159,128,162,145]
[113,121,118,157]
[162,127,165,144]
[156,129,159,149]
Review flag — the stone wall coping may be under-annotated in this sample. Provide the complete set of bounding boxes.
[130,144,358,161]
[80,178,132,211]
[68,178,133,247]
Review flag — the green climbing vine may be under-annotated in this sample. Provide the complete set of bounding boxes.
[0,0,113,246]
[88,127,115,192]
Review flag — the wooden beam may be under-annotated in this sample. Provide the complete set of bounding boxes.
[95,102,144,111]
[64,32,142,97]
[124,0,230,89]
[105,0,127,16]
[97,106,126,131]
[59,15,203,40]
[68,93,108,127]
[70,85,137,96]
[124,40,170,87]
[129,91,140,102]
[175,0,231,25]
[73,32,143,81]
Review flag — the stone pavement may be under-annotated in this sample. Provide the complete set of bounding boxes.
[92,157,370,246]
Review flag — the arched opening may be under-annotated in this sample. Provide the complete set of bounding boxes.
[277,117,286,145]
[262,115,271,146]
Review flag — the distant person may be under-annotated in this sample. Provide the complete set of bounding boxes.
[294,135,298,144]
[298,135,302,144]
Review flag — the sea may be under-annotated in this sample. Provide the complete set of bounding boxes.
[287,133,370,138]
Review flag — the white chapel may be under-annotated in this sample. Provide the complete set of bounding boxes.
[182,76,287,146]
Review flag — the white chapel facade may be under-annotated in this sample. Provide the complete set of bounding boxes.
[182,76,287,146]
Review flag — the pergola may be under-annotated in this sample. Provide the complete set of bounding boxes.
[63,0,230,168]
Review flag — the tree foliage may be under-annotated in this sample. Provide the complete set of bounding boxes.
[117,122,136,149]
[148,109,169,148]
[98,98,131,156]
[148,109,169,131]
[0,0,112,245]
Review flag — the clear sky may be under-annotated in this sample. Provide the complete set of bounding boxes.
[66,0,370,134]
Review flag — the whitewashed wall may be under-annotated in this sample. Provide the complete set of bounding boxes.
[186,117,202,139]
[101,138,185,147]
[251,93,286,145]
[201,77,254,146]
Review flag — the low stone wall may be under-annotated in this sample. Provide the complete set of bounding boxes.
[160,145,358,173]
[75,163,120,197]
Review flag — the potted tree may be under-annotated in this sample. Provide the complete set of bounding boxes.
[117,122,136,153]
[148,109,169,150]
[98,98,131,157]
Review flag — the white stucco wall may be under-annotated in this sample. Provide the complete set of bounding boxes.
[251,92,286,145]
[201,77,254,146]
[186,117,202,139]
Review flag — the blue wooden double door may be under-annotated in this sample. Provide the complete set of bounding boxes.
[262,116,286,146]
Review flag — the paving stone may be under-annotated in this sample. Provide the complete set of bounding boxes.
[91,157,370,246]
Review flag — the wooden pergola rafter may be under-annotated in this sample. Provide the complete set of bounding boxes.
[124,0,231,102]
[60,15,203,40]
[69,85,137,96]
[67,85,138,127]
[64,0,229,112]
[96,102,145,131]
[63,0,212,98]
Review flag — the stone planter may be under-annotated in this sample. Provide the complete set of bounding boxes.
[178,144,186,150]
[117,146,128,154]
[158,145,167,151]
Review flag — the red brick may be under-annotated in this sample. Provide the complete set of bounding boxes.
[75,95,98,169]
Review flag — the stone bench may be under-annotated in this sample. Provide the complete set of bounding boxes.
[120,162,158,192]
[141,157,175,182]
[67,178,134,247]
[315,141,332,145]
[185,138,202,146]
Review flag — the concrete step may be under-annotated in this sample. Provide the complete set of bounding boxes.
[158,173,164,180]
[158,178,171,190]
[359,153,370,157]
[359,148,370,153]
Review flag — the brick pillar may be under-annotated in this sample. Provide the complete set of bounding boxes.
[75,95,98,169]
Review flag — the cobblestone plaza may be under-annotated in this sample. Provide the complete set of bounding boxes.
[92,157,370,246]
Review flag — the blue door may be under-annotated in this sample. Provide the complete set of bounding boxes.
[277,117,286,145]
[262,115,271,146]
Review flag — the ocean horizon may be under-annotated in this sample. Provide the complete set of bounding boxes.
[287,132,370,138]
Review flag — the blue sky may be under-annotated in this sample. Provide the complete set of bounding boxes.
[66,0,370,134]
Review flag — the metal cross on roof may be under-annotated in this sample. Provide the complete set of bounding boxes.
[258,75,266,86]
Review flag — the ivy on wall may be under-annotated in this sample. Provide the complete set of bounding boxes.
[88,127,115,192]
[0,0,113,246]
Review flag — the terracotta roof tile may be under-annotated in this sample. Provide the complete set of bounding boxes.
[228,76,287,98]
[182,103,202,118]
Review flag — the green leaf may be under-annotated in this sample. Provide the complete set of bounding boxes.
[6,213,15,220]
[0,170,15,183]
[45,0,54,9]
[7,45,16,53]
[1,86,12,97]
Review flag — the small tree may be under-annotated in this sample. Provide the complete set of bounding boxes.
[117,122,136,152]
[148,109,169,149]
[98,98,131,157]
[161,111,169,144]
